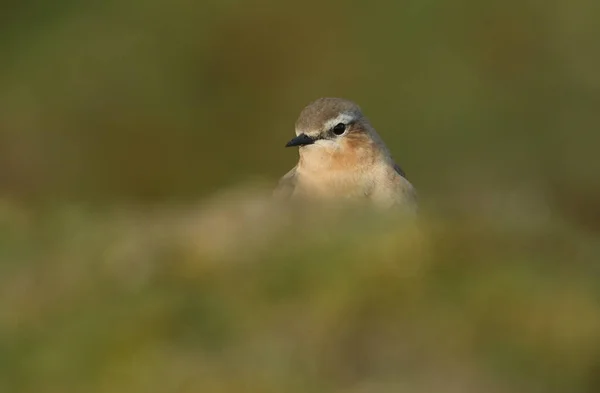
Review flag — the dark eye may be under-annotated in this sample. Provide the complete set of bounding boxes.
[332,123,346,135]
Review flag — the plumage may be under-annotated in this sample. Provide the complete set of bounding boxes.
[275,98,417,212]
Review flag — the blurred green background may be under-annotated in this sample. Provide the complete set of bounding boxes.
[1,0,600,392]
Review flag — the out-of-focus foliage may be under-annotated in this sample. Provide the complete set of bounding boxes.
[1,195,599,393]
[1,0,599,392]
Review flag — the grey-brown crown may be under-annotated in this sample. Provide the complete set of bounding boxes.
[295,97,364,133]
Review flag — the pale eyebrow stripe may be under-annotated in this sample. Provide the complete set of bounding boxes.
[324,113,355,130]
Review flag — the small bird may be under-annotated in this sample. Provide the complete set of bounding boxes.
[275,97,417,211]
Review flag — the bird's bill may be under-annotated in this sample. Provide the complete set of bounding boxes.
[285,133,315,147]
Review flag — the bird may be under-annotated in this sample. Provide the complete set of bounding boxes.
[274,97,417,212]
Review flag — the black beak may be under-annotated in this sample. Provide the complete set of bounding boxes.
[285,133,315,147]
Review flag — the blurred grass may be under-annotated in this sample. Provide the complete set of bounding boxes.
[1,0,600,392]
[0,193,599,393]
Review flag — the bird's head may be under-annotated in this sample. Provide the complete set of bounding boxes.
[285,97,387,169]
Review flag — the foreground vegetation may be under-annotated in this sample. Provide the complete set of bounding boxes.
[1,188,598,393]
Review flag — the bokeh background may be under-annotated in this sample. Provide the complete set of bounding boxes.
[1,1,599,392]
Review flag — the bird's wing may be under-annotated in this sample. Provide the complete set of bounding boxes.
[273,166,298,199]
[399,175,418,206]
[391,162,418,210]
[393,162,406,178]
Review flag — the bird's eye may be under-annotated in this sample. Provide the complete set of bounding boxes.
[332,123,346,135]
